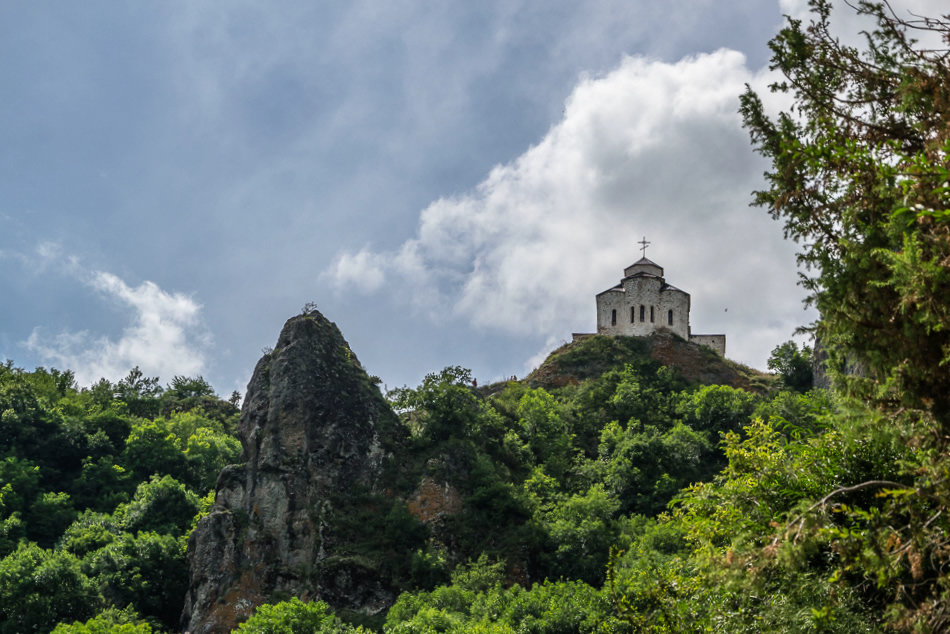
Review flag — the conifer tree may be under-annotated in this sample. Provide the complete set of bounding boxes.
[740,0,950,423]
[740,2,950,627]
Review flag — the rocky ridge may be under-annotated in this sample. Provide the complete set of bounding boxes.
[182,310,400,633]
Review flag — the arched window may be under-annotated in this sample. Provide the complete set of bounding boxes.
[611,309,617,326]
[630,306,635,323]
[639,305,645,322]
[650,306,655,323]
[667,309,673,325]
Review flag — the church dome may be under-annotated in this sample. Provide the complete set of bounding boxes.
[623,257,663,278]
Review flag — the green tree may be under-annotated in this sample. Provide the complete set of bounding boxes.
[0,370,69,473]
[609,364,681,428]
[385,555,620,633]
[0,456,40,520]
[182,426,241,491]
[164,374,214,402]
[120,419,190,484]
[115,367,163,419]
[767,341,813,392]
[387,366,492,443]
[80,411,132,453]
[598,421,715,516]
[159,375,239,425]
[740,2,950,626]
[72,457,133,513]
[120,411,239,491]
[115,474,200,536]
[676,384,756,437]
[17,366,76,405]
[0,457,76,549]
[740,0,950,422]
[753,387,835,437]
[0,542,98,633]
[515,389,573,477]
[0,511,23,559]
[477,580,615,633]
[234,598,364,633]
[539,484,620,584]
[51,607,152,634]
[607,522,698,632]
[26,490,76,548]
[83,378,119,413]
[86,531,186,630]
[60,510,118,560]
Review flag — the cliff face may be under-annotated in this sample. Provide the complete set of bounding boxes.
[182,310,399,633]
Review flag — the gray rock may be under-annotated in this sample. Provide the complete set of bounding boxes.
[182,309,398,633]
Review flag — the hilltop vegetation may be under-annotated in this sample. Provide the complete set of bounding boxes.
[524,332,776,393]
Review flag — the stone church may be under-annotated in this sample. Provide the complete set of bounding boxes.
[591,248,726,356]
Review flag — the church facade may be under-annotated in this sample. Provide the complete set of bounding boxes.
[594,255,726,356]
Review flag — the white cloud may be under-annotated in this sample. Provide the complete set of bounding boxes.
[326,247,385,293]
[26,270,210,387]
[327,49,813,370]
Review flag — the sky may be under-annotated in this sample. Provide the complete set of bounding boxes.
[1,1,945,396]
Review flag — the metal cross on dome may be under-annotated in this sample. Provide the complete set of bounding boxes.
[638,236,651,258]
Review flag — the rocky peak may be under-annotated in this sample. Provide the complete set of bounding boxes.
[182,309,398,633]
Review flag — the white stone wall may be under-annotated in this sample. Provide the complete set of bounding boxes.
[596,288,630,336]
[595,258,726,354]
[689,334,726,356]
[596,276,691,340]
[656,287,690,340]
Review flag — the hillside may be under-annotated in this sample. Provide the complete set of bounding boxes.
[523,332,775,393]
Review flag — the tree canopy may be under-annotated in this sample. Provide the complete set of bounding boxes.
[737,1,950,627]
[740,0,950,423]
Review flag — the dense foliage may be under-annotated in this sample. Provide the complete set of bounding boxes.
[2,334,801,632]
[0,364,239,632]
[736,1,950,629]
[233,598,367,633]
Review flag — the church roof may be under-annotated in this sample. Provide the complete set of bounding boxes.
[595,283,624,297]
[623,256,664,279]
[628,256,659,268]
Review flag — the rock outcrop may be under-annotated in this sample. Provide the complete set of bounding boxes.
[182,310,399,633]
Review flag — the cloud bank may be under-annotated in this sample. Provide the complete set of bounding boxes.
[328,49,811,370]
[26,267,210,387]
